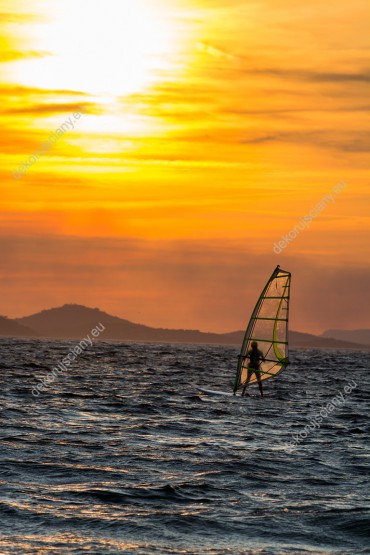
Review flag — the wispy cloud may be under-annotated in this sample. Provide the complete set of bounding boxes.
[242,68,370,83]
[1,102,91,115]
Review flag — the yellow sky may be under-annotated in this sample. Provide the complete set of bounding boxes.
[1,0,369,333]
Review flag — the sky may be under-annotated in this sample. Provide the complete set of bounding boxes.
[1,0,369,334]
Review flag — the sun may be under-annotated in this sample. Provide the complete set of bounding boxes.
[10,0,176,96]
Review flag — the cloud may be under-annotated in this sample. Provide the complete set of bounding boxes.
[0,9,44,23]
[0,85,88,97]
[240,130,370,152]
[0,49,50,62]
[1,102,92,115]
[243,68,370,83]
[196,42,238,61]
[224,105,370,115]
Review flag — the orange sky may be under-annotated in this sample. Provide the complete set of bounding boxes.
[1,0,369,334]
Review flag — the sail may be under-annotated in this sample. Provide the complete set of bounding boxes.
[233,265,291,393]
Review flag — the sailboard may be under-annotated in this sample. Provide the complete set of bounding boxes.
[233,264,291,393]
[197,387,235,397]
[198,265,291,397]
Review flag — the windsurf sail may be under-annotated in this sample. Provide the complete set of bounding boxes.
[233,265,291,393]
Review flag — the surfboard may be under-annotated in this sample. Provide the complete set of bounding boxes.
[197,387,237,397]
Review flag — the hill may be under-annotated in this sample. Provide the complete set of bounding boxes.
[321,329,370,346]
[16,304,238,343]
[0,316,38,337]
[221,329,367,349]
[11,304,369,349]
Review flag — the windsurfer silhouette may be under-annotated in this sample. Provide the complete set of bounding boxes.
[241,341,265,397]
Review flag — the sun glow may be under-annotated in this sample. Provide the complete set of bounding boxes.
[9,0,177,96]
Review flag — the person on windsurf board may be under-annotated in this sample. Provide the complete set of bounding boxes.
[241,341,265,397]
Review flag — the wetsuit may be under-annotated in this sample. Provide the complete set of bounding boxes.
[241,347,265,397]
[247,348,265,373]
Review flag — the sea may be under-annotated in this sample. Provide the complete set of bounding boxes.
[0,338,369,555]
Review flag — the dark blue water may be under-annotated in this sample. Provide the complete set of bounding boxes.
[0,338,369,554]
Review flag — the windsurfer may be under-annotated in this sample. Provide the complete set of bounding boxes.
[241,341,265,398]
